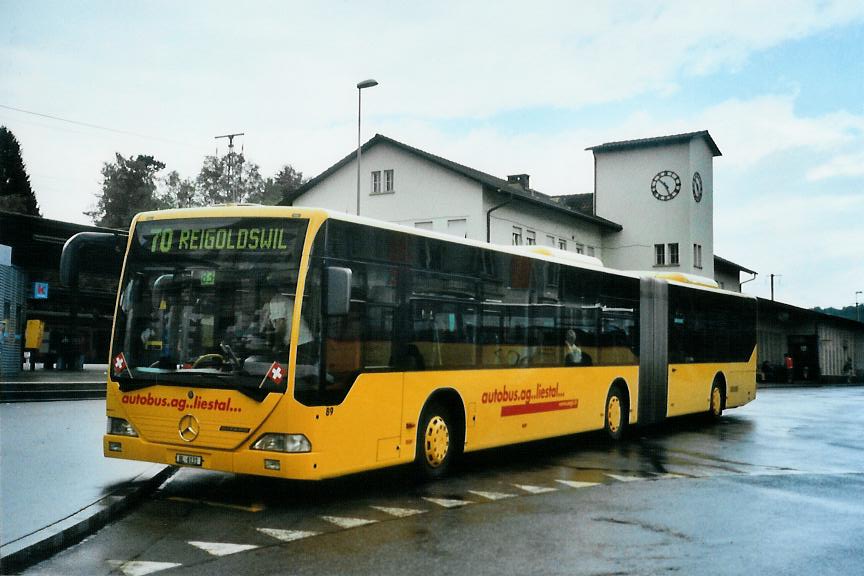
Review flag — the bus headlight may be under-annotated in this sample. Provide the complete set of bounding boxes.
[107,417,138,437]
[251,433,311,453]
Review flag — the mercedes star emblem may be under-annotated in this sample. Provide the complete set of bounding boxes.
[178,414,200,442]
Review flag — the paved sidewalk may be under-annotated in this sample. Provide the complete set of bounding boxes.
[3,363,108,383]
[1,364,109,402]
[0,399,172,573]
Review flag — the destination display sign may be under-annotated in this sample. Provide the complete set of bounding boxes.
[133,218,305,255]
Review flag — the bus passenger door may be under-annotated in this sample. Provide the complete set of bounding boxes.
[638,277,668,425]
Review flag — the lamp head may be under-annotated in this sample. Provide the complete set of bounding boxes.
[357,79,379,90]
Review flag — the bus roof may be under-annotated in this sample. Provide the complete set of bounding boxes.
[130,205,751,298]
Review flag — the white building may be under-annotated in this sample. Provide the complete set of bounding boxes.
[286,130,754,290]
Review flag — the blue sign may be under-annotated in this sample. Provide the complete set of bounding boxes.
[33,282,49,299]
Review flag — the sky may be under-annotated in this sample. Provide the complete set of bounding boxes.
[1,0,862,309]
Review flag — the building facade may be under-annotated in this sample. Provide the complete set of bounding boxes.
[287,131,744,286]
[285,130,863,381]
[0,212,125,376]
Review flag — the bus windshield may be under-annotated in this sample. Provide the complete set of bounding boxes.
[111,217,309,395]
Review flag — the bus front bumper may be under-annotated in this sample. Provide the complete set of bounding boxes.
[103,435,325,480]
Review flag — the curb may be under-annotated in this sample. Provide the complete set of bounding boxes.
[758,381,864,389]
[0,465,176,574]
[0,382,106,403]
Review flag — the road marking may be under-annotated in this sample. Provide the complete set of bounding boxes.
[467,490,516,500]
[513,484,558,494]
[606,473,644,482]
[651,473,686,480]
[188,541,259,556]
[258,528,320,542]
[107,560,182,576]
[321,515,378,529]
[168,496,263,512]
[555,480,601,489]
[422,497,474,508]
[370,505,426,517]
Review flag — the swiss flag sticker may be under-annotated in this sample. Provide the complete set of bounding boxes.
[113,352,129,376]
[260,361,284,389]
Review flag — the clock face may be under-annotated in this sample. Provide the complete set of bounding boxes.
[651,170,681,201]
[692,171,703,203]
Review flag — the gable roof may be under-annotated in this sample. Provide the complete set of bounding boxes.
[551,193,595,215]
[284,134,622,231]
[714,255,756,275]
[587,130,722,157]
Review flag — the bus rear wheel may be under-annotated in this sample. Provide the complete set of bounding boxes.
[415,401,460,481]
[708,381,724,420]
[604,385,628,441]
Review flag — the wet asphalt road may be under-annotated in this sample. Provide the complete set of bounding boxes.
[24,386,864,576]
[0,400,162,547]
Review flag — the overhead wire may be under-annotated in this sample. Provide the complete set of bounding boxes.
[0,103,205,150]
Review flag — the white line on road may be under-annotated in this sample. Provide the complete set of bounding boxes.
[107,560,182,576]
[555,479,601,489]
[605,473,645,482]
[257,528,320,542]
[467,490,516,500]
[370,505,426,517]
[422,497,474,508]
[513,484,558,494]
[188,541,259,556]
[321,515,378,529]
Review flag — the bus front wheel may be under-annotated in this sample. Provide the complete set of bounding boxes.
[604,385,628,441]
[415,401,460,481]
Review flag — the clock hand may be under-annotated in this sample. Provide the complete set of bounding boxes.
[659,180,670,192]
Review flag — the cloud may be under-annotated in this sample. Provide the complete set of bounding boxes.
[698,96,864,170]
[807,150,864,180]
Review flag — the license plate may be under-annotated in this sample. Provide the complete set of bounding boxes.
[175,453,203,466]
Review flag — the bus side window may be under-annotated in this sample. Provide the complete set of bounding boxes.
[480,307,503,366]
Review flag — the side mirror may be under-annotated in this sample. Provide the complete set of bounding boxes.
[60,232,126,288]
[326,267,352,316]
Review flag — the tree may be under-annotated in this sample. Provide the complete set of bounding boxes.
[0,126,41,216]
[157,170,201,208]
[86,153,165,228]
[256,164,305,205]
[195,152,265,205]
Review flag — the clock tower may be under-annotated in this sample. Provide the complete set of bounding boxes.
[588,131,720,277]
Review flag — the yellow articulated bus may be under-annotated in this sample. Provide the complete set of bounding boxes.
[61,206,757,480]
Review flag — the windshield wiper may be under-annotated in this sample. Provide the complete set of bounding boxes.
[220,342,245,371]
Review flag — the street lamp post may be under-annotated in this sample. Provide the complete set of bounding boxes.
[356,79,379,215]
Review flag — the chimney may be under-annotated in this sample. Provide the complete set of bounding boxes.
[507,174,530,190]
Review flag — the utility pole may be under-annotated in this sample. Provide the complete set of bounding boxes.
[856,290,862,323]
[215,132,245,203]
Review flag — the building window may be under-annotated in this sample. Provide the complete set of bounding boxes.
[384,169,394,192]
[587,246,595,257]
[694,243,703,269]
[415,221,433,230]
[669,243,679,266]
[526,230,536,245]
[546,235,556,247]
[575,243,584,255]
[558,239,567,251]
[512,227,523,245]
[371,171,381,194]
[655,243,665,266]
[447,218,467,238]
